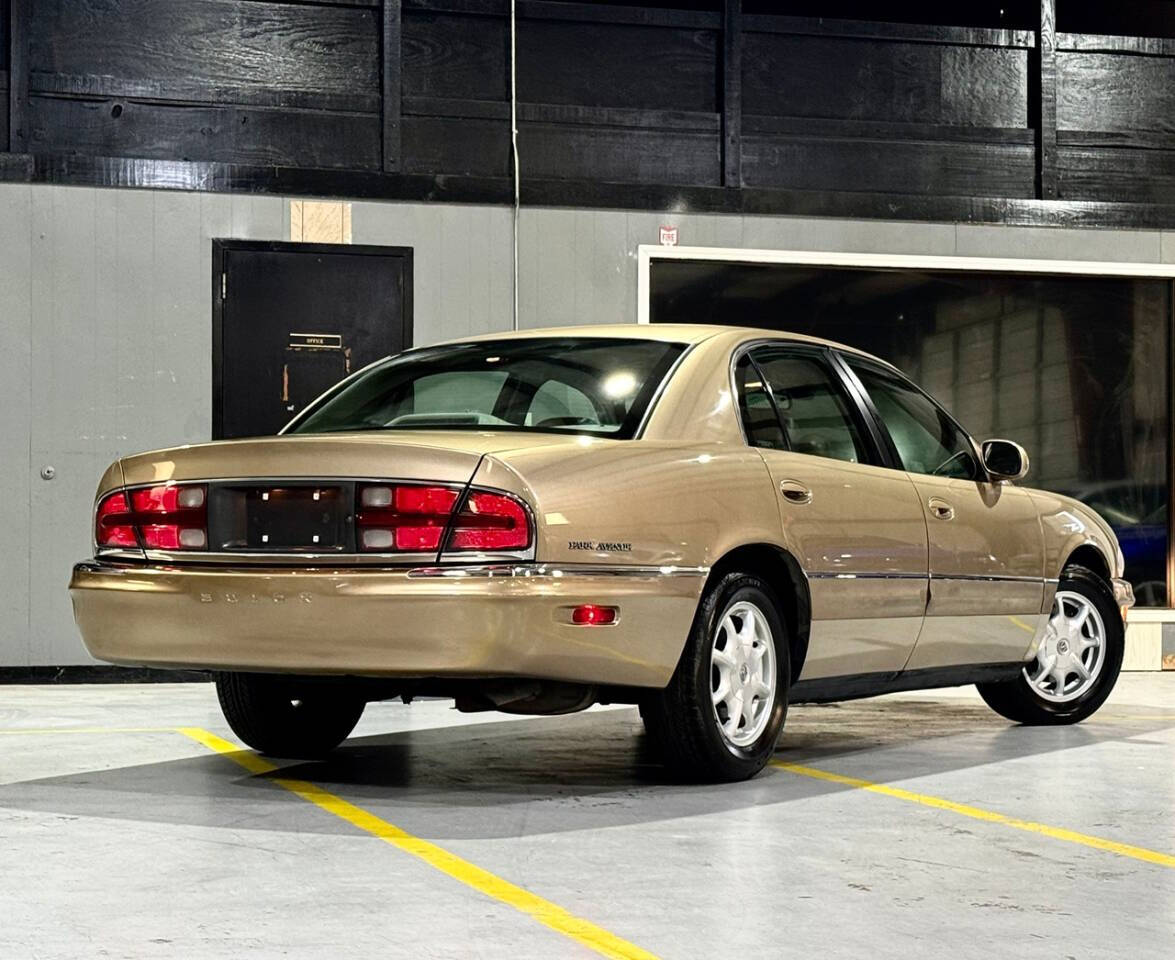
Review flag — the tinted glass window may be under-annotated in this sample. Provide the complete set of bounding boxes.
[735,354,786,449]
[848,359,979,479]
[287,337,685,439]
[750,348,869,464]
[652,261,1170,605]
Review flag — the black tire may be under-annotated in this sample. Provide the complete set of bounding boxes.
[216,672,366,759]
[976,564,1124,725]
[640,572,790,782]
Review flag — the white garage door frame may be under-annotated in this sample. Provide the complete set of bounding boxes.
[635,243,1175,659]
[636,244,1175,325]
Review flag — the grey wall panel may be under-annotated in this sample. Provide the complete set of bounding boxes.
[955,223,1162,262]
[350,199,513,345]
[0,185,32,666]
[4,182,1173,666]
[2,184,514,666]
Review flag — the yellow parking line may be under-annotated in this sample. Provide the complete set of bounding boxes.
[179,728,659,960]
[772,760,1175,869]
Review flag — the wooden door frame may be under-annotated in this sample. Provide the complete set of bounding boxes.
[211,239,414,439]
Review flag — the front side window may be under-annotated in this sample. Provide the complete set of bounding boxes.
[738,347,870,464]
[847,358,979,479]
[286,337,685,439]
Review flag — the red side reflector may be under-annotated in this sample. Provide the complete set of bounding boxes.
[571,604,618,626]
[446,491,530,551]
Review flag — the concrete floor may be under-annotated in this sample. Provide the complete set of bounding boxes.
[1,676,1173,959]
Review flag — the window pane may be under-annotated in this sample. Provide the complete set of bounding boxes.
[849,359,978,479]
[651,262,1170,605]
[289,337,685,439]
[752,349,868,463]
[735,354,786,449]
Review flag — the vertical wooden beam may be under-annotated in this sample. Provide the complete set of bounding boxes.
[721,0,741,188]
[8,0,28,153]
[382,0,402,173]
[1032,0,1058,200]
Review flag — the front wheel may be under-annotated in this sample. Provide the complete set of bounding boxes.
[216,672,366,758]
[640,572,789,782]
[977,564,1124,725]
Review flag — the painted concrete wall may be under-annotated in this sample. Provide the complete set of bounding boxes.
[4,181,1175,665]
[0,184,511,666]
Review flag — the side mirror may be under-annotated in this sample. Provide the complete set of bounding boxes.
[982,439,1030,481]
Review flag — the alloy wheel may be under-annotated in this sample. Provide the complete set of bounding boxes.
[1024,590,1107,703]
[710,600,776,747]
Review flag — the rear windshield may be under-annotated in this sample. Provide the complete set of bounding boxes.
[285,337,687,439]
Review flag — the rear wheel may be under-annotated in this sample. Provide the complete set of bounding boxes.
[976,565,1123,725]
[216,672,365,758]
[640,572,789,782]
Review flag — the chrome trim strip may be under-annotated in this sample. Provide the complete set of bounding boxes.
[406,563,711,580]
[808,572,926,581]
[933,574,1057,584]
[808,571,1057,584]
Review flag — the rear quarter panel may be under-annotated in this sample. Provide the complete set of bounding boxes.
[474,440,780,569]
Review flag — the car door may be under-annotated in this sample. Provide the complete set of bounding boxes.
[735,344,929,681]
[839,354,1047,670]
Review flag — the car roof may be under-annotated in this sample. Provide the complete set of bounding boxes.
[434,323,890,364]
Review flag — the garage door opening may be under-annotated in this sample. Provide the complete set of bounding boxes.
[645,249,1175,608]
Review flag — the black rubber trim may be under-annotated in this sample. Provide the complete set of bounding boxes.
[790,661,1025,704]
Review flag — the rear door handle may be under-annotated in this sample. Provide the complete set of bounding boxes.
[779,480,813,505]
[928,497,954,520]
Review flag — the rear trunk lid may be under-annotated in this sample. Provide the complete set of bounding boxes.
[96,431,576,563]
[108,431,573,493]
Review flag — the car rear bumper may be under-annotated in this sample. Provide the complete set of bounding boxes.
[69,561,707,688]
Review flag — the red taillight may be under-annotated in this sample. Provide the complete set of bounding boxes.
[356,483,532,555]
[445,491,531,552]
[356,484,460,552]
[571,604,618,626]
[95,491,137,547]
[95,484,207,551]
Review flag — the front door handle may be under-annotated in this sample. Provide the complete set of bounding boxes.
[928,497,955,521]
[779,480,813,505]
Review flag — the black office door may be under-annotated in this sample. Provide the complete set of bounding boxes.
[213,240,413,439]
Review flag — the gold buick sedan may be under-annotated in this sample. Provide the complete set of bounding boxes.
[71,325,1134,781]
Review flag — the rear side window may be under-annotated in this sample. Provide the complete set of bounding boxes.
[847,358,979,480]
[735,355,786,450]
[735,347,870,465]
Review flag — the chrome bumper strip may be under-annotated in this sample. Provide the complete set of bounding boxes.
[406,563,710,580]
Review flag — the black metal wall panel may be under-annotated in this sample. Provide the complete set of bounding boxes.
[518,20,718,111]
[4,0,1175,226]
[743,34,1028,128]
[29,0,380,103]
[25,0,381,169]
[743,134,1035,198]
[403,115,510,177]
[403,11,508,101]
[28,97,382,170]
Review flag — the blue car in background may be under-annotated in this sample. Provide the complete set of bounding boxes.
[1063,483,1166,606]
